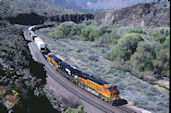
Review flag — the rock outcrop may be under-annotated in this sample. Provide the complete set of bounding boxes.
[0,0,94,25]
[95,2,170,34]
[5,13,94,25]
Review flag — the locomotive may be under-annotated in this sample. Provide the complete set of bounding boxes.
[28,25,128,106]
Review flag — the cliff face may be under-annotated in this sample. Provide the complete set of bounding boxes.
[0,0,94,25]
[94,2,170,33]
[4,13,93,25]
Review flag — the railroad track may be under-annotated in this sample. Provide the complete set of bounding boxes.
[24,30,139,113]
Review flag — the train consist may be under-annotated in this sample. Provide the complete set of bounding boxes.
[28,24,128,106]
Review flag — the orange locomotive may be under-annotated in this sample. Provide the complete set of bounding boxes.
[47,53,127,106]
[47,53,62,68]
[77,73,121,104]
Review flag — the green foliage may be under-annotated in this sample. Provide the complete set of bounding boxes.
[152,27,170,44]
[64,105,86,113]
[118,33,144,60]
[78,23,87,30]
[124,28,147,35]
[129,38,170,77]
[108,33,144,61]
[130,48,154,72]
[65,107,74,113]
[81,25,100,41]
[98,26,111,36]
[83,20,92,25]
[97,33,111,45]
[110,26,132,44]
[108,47,125,61]
[152,49,170,77]
[159,35,170,49]
[50,21,80,38]
[76,105,86,113]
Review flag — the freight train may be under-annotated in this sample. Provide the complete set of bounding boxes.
[28,24,127,106]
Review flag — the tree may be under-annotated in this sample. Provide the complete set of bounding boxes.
[50,21,80,38]
[117,33,144,60]
[76,105,86,113]
[65,107,75,113]
[152,27,170,44]
[81,25,99,41]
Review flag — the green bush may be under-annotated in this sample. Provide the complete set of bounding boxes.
[110,26,132,44]
[129,39,170,77]
[64,105,86,113]
[65,107,74,113]
[159,35,170,50]
[50,21,80,38]
[118,33,144,60]
[98,26,111,36]
[97,33,111,45]
[108,47,125,61]
[152,27,170,44]
[76,105,86,113]
[81,25,100,41]
[130,49,154,72]
[83,20,93,25]
[124,28,146,35]
[152,49,170,77]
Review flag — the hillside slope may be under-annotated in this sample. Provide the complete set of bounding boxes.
[44,0,164,12]
[95,2,170,34]
[0,0,93,25]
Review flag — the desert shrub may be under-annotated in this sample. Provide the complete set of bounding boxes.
[64,105,86,113]
[76,105,86,113]
[81,25,100,41]
[78,23,87,30]
[108,47,125,61]
[98,26,111,36]
[83,20,92,25]
[109,33,144,61]
[129,38,170,77]
[157,35,170,50]
[50,21,80,38]
[124,28,147,35]
[130,49,154,72]
[152,27,170,44]
[65,107,74,113]
[97,33,111,45]
[152,49,170,77]
[110,26,132,44]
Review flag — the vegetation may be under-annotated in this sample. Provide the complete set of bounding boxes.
[109,33,144,61]
[81,25,100,41]
[50,21,81,38]
[49,21,170,79]
[64,105,86,113]
[152,27,170,44]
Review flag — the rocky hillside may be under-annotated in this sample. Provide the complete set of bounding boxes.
[44,0,165,12]
[95,2,170,34]
[0,0,93,25]
[0,20,61,113]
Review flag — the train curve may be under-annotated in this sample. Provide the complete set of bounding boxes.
[24,25,140,113]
